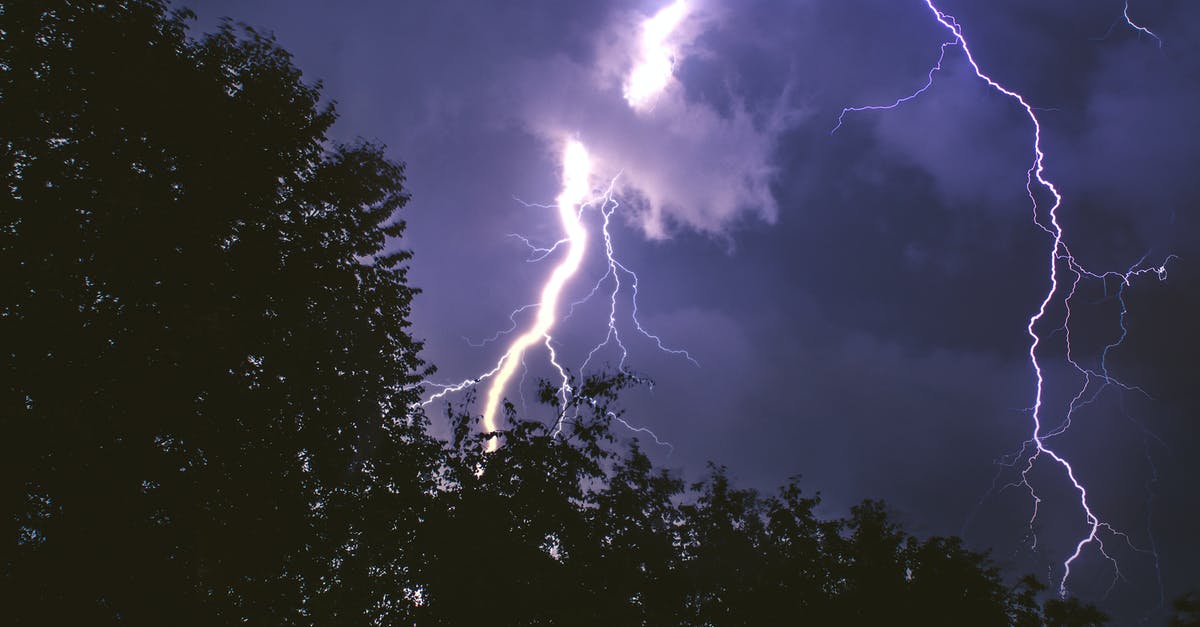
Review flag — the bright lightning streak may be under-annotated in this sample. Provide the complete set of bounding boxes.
[1122,1,1163,48]
[1092,1,1163,47]
[831,40,957,135]
[472,140,593,452]
[574,182,699,375]
[834,1,1172,597]
[625,0,690,110]
[424,1,700,451]
[427,157,692,451]
[464,302,538,348]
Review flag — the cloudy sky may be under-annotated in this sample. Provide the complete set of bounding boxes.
[186,0,1199,620]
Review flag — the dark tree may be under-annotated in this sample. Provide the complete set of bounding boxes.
[1009,574,1051,627]
[1043,596,1111,627]
[1,2,432,624]
[678,464,769,625]
[753,478,840,621]
[589,440,687,624]
[1171,589,1200,627]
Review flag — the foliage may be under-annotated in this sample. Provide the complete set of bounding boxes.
[1171,588,1200,627]
[2,2,1116,625]
[1,1,431,623]
[421,386,1109,626]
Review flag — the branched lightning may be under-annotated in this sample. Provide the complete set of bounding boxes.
[831,40,957,135]
[1093,1,1163,47]
[422,0,698,454]
[507,232,569,263]
[464,302,538,348]
[418,141,592,451]
[1122,1,1163,48]
[424,152,693,451]
[475,140,590,452]
[574,180,699,376]
[834,0,1172,597]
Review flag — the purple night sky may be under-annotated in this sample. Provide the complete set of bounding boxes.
[184,1,1200,620]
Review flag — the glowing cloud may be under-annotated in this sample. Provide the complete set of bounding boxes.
[515,0,787,238]
[624,0,690,111]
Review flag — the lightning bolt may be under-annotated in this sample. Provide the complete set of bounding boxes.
[422,1,696,452]
[1120,1,1164,48]
[834,1,1172,597]
[572,182,699,376]
[470,139,592,452]
[1093,1,1164,47]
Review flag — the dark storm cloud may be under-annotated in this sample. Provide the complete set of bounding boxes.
[184,0,1199,619]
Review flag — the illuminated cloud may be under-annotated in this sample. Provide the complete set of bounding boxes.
[624,0,691,110]
[515,0,795,238]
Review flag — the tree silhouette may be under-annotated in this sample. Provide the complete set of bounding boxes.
[1043,596,1111,627]
[591,440,688,624]
[2,2,431,623]
[1171,588,1200,627]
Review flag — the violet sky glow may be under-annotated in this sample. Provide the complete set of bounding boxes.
[836,0,1174,598]
[184,1,1200,621]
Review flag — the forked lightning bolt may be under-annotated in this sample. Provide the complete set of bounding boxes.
[1092,1,1164,47]
[474,140,591,452]
[423,1,696,450]
[1122,2,1163,47]
[423,143,692,450]
[833,0,1171,597]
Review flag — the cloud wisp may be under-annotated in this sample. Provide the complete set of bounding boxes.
[516,0,794,238]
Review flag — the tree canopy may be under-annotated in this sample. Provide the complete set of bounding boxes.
[2,1,428,623]
[1,2,1128,625]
